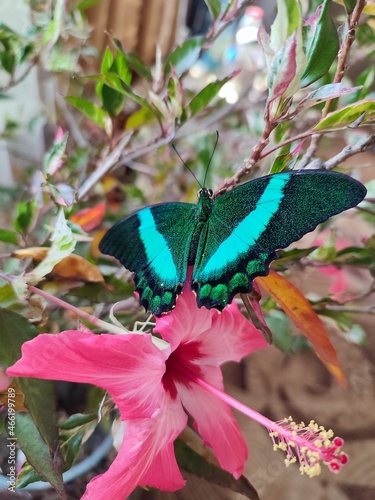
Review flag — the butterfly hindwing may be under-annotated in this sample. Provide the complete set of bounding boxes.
[192,170,366,310]
[99,202,196,315]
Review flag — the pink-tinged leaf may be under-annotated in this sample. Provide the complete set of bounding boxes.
[296,83,362,113]
[256,271,346,385]
[312,99,375,131]
[44,129,68,176]
[268,32,297,101]
[69,203,106,232]
[257,24,274,64]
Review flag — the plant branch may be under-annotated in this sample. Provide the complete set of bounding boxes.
[299,0,367,167]
[77,127,177,201]
[323,304,375,314]
[214,103,277,195]
[0,61,36,92]
[321,133,375,170]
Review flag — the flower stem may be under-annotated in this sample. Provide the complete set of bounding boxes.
[28,285,128,335]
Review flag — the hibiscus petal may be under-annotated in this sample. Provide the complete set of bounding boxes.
[7,330,167,419]
[156,281,214,350]
[157,288,267,366]
[83,394,187,499]
[177,366,247,479]
[204,301,268,363]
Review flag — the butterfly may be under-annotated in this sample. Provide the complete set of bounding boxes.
[99,170,366,316]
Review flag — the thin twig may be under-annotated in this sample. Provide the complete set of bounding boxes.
[321,134,375,170]
[77,132,133,201]
[0,61,36,92]
[323,305,375,314]
[56,93,88,148]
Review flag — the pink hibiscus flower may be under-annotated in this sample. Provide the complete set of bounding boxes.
[7,287,267,499]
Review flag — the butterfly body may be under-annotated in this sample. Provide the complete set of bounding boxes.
[100,170,366,316]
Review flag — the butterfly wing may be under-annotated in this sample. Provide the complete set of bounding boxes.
[192,170,366,310]
[99,202,196,315]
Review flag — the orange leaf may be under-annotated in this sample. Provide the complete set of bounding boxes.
[0,382,27,412]
[256,270,345,385]
[12,247,104,283]
[91,228,108,260]
[52,254,105,282]
[12,247,49,260]
[69,203,106,232]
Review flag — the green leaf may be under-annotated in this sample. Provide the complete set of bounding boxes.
[77,0,100,11]
[42,0,64,48]
[186,73,236,119]
[60,427,85,469]
[312,99,375,131]
[66,96,109,128]
[101,84,125,117]
[59,412,97,430]
[126,106,158,129]
[300,0,339,87]
[266,310,293,353]
[175,439,260,499]
[343,0,356,13]
[0,308,64,492]
[0,284,17,307]
[1,50,16,73]
[59,413,97,468]
[94,73,160,117]
[0,308,37,368]
[274,247,318,270]
[15,413,65,495]
[204,0,222,20]
[97,48,131,119]
[165,37,205,76]
[112,38,152,80]
[0,228,19,244]
[270,151,293,173]
[14,200,36,234]
[100,47,113,73]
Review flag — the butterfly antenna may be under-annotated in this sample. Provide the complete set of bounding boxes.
[203,131,219,188]
[172,143,203,188]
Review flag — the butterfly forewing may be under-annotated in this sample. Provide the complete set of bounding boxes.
[99,202,196,315]
[192,170,366,310]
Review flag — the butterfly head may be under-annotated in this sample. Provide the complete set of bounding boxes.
[197,187,214,199]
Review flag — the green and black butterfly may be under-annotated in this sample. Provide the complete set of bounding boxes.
[99,170,366,316]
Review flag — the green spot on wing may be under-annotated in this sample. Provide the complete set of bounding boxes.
[161,291,173,306]
[229,273,249,292]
